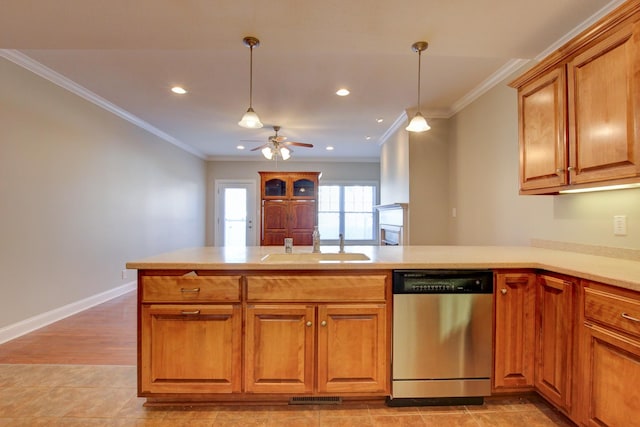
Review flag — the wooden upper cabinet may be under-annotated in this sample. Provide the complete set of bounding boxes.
[259,171,320,200]
[518,67,568,191]
[511,1,640,194]
[568,20,640,185]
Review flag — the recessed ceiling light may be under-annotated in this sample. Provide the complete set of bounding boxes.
[365,136,371,140]
[376,118,384,123]
[171,86,187,94]
[336,88,350,96]
[236,145,245,150]
[326,146,334,151]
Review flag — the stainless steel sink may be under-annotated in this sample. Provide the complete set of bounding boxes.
[261,252,370,263]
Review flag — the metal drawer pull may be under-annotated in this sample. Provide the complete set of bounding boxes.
[180,288,201,293]
[321,320,327,327]
[306,321,312,327]
[621,312,640,323]
[501,288,507,295]
[181,310,201,315]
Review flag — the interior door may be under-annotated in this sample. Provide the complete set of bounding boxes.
[216,180,257,246]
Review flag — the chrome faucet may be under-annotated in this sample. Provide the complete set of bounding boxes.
[339,233,345,253]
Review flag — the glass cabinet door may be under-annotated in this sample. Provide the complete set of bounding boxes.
[264,178,287,197]
[292,178,315,198]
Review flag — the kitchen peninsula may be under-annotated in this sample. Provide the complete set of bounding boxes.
[127,245,640,425]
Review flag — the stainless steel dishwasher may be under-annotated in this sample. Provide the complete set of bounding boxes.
[388,270,493,406]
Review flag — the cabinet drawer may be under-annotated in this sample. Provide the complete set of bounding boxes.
[141,275,241,303]
[585,287,640,338]
[247,275,388,301]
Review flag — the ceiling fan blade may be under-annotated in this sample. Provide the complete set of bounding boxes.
[250,143,270,151]
[273,136,287,143]
[285,141,314,148]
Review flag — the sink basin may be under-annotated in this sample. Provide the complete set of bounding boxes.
[261,252,370,263]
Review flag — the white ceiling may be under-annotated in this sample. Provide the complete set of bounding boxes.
[0,0,623,161]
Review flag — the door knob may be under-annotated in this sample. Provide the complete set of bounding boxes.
[320,320,327,327]
[306,321,312,327]
[501,288,507,295]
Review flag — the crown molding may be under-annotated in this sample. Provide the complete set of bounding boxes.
[0,49,206,160]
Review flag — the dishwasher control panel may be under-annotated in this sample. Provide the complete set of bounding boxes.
[393,270,493,294]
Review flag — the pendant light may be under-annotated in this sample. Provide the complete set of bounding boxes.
[238,36,264,129]
[406,41,431,133]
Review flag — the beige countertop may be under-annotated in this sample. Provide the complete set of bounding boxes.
[126,245,640,292]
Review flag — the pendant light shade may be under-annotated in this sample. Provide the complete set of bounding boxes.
[406,41,431,133]
[238,36,263,129]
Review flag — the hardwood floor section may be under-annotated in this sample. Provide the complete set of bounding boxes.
[0,291,136,365]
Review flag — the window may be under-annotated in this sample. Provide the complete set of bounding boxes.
[318,183,377,244]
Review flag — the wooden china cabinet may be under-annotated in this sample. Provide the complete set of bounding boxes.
[259,171,320,246]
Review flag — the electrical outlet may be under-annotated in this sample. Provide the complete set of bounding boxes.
[121,269,128,280]
[613,215,627,236]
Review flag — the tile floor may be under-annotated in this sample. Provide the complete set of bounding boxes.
[0,364,574,426]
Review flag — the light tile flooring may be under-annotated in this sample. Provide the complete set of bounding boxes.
[0,364,574,426]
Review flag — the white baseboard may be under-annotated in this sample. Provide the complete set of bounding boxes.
[0,281,137,345]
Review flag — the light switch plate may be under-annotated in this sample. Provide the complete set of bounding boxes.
[613,215,627,236]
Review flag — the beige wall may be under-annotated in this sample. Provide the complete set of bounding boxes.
[379,119,450,244]
[448,70,640,248]
[379,128,409,205]
[0,58,206,329]
[206,160,380,245]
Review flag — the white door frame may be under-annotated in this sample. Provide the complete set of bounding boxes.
[215,179,258,247]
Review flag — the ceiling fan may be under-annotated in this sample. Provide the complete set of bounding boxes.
[250,126,313,160]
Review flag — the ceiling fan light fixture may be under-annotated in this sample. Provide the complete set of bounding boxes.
[279,146,291,160]
[261,146,274,160]
[238,36,263,129]
[406,40,431,133]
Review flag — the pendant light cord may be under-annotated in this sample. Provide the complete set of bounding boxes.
[416,49,421,111]
[249,45,254,109]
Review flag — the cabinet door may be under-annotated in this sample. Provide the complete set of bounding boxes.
[292,177,317,199]
[245,304,315,394]
[317,304,388,394]
[140,304,241,394]
[518,67,568,192]
[261,200,288,246]
[493,272,536,391]
[289,201,317,246]
[582,324,640,427]
[535,275,573,411]
[568,20,640,184]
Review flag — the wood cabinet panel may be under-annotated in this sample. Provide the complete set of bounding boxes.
[244,304,315,394]
[535,274,574,411]
[518,67,568,191]
[140,304,241,394]
[568,20,640,184]
[141,275,241,303]
[317,304,388,393]
[247,274,388,302]
[493,271,536,391]
[582,325,640,427]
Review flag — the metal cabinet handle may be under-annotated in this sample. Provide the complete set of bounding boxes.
[567,166,575,171]
[181,310,201,315]
[556,168,564,173]
[621,312,640,323]
[501,288,507,295]
[180,288,200,293]
[306,321,312,327]
[321,320,327,327]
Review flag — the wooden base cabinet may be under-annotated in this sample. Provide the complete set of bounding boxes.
[140,304,242,394]
[578,281,640,427]
[138,272,243,395]
[245,273,390,396]
[493,271,536,391]
[534,274,575,412]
